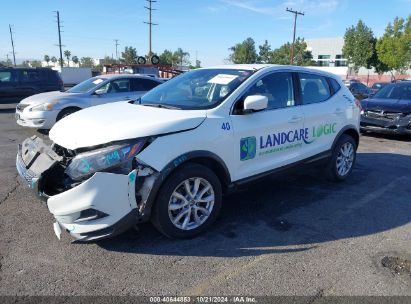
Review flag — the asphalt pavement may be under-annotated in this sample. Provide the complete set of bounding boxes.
[0,103,410,297]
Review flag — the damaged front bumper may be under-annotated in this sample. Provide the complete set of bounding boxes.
[16,136,159,242]
[360,113,411,135]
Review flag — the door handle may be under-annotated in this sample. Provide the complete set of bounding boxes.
[334,108,344,115]
[288,115,303,123]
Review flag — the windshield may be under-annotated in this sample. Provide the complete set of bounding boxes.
[140,68,254,109]
[67,77,107,93]
[373,83,411,100]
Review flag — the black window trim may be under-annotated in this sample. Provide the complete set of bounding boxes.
[230,70,299,115]
[296,72,336,106]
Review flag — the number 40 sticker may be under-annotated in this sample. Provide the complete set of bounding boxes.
[221,122,231,130]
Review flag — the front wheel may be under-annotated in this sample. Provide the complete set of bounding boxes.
[151,163,222,239]
[326,134,357,182]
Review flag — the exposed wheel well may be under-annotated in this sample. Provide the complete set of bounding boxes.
[56,106,82,121]
[342,128,359,148]
[185,157,231,192]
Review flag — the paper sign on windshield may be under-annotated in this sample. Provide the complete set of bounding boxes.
[93,79,104,85]
[208,74,238,85]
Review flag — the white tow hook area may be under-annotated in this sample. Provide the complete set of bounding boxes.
[53,222,62,240]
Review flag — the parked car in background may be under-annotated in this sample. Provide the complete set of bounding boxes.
[344,80,371,100]
[0,67,63,103]
[15,74,163,129]
[16,65,360,241]
[370,82,389,96]
[360,81,411,135]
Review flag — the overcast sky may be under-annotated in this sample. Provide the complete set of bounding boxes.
[1,0,410,66]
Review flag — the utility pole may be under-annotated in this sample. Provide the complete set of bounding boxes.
[144,0,158,56]
[114,39,120,61]
[55,11,64,69]
[9,25,16,66]
[286,8,304,65]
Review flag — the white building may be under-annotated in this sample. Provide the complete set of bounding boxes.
[306,37,347,68]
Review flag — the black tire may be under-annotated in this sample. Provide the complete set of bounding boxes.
[326,134,357,182]
[151,163,222,239]
[56,107,80,122]
[151,55,160,65]
[137,56,147,65]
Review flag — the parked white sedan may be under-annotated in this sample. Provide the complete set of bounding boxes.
[15,74,163,129]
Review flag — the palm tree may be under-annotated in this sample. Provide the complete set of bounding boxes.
[44,55,50,66]
[64,50,71,67]
[72,55,79,67]
[51,56,57,67]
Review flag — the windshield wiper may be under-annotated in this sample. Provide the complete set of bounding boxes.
[142,103,181,110]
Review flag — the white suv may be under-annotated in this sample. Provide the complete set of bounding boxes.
[16,65,360,241]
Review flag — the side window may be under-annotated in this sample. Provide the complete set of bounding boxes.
[108,79,130,93]
[299,73,331,104]
[329,78,341,94]
[0,71,14,83]
[243,72,295,110]
[19,70,41,82]
[132,78,160,91]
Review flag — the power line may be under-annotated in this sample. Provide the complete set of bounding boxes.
[9,24,16,66]
[286,8,304,65]
[144,0,158,56]
[54,11,65,69]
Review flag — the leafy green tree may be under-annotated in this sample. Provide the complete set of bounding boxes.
[121,46,138,64]
[342,20,375,73]
[80,57,94,68]
[71,56,79,66]
[376,16,411,75]
[43,55,50,66]
[159,49,174,65]
[0,59,13,67]
[228,37,257,64]
[102,56,117,65]
[258,40,272,63]
[64,50,71,67]
[173,48,190,67]
[30,60,42,67]
[270,38,314,66]
[51,56,57,66]
[367,38,389,75]
[58,58,64,67]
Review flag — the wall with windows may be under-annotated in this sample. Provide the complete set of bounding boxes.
[306,37,347,68]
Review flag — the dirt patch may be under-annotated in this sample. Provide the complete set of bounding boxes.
[381,256,411,276]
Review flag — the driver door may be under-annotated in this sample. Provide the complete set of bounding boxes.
[230,72,305,181]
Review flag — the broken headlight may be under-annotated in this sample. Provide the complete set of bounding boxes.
[65,140,145,180]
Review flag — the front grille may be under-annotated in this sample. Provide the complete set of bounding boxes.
[16,104,30,112]
[366,111,402,121]
[16,153,38,187]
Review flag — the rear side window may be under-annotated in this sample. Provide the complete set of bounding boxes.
[329,78,341,93]
[299,73,331,104]
[131,78,160,91]
[19,70,41,82]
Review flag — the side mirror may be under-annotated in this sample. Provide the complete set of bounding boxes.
[94,88,106,96]
[243,95,268,113]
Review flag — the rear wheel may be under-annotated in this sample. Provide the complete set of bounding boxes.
[151,163,222,239]
[326,134,357,182]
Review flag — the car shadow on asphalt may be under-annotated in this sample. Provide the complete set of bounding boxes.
[97,152,411,257]
[362,132,411,142]
[0,108,16,114]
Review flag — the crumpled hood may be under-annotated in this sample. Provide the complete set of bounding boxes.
[49,102,207,150]
[19,91,81,105]
[361,98,411,113]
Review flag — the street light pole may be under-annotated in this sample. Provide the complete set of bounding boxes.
[286,8,304,65]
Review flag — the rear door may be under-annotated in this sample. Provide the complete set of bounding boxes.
[230,71,305,181]
[130,78,161,98]
[298,73,346,158]
[16,69,42,98]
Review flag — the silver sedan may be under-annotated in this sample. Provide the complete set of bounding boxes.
[15,74,163,129]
